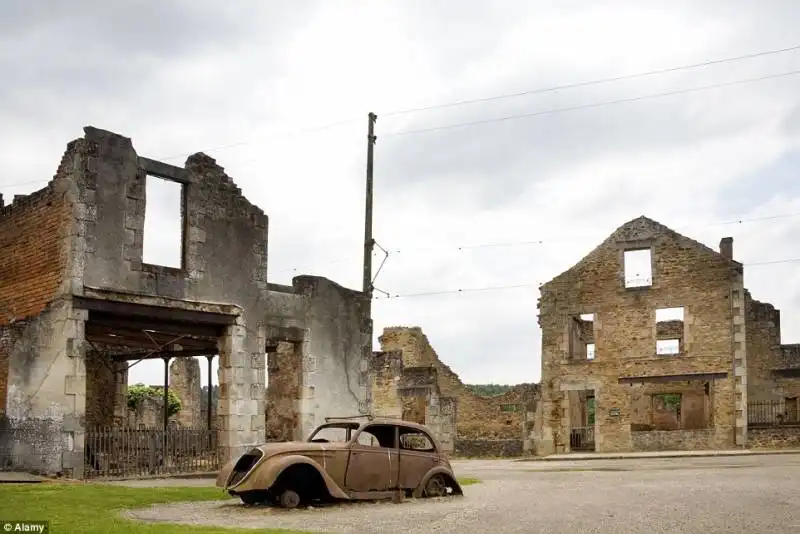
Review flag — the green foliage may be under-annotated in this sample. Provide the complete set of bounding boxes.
[465,384,512,397]
[587,397,596,425]
[127,383,182,417]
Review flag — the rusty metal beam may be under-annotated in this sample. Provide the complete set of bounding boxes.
[109,348,216,361]
[74,296,237,326]
[85,324,215,349]
[88,312,224,338]
[618,372,728,385]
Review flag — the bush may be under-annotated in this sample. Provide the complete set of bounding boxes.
[127,383,182,417]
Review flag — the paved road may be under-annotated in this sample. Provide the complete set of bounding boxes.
[123,455,800,533]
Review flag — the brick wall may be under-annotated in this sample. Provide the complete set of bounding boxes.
[377,327,539,448]
[538,217,741,454]
[0,173,73,414]
[0,185,71,326]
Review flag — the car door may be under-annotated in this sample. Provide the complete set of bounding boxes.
[397,426,439,490]
[345,424,399,492]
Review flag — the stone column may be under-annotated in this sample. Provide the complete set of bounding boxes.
[731,277,748,447]
[170,357,201,428]
[217,317,265,462]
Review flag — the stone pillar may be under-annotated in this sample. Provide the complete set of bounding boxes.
[170,357,201,428]
[732,274,748,446]
[217,317,265,462]
[113,361,128,425]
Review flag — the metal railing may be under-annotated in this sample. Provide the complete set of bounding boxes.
[84,426,219,479]
[569,426,595,451]
[747,400,800,427]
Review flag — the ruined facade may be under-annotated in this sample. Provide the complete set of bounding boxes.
[537,216,800,454]
[371,327,539,457]
[0,127,371,477]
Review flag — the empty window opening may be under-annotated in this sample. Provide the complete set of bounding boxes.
[624,249,652,288]
[656,339,680,355]
[652,393,682,430]
[569,314,595,360]
[656,307,684,355]
[143,175,184,268]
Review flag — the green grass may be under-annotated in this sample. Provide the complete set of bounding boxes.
[0,477,480,533]
[0,483,308,533]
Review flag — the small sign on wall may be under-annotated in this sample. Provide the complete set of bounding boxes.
[609,408,621,417]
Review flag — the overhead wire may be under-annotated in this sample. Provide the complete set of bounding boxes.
[3,42,800,189]
[382,69,800,137]
[380,43,800,116]
[374,257,800,300]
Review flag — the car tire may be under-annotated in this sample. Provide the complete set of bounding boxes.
[423,474,446,498]
[279,489,301,509]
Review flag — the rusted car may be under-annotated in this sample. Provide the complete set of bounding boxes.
[216,416,463,508]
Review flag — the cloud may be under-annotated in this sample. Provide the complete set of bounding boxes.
[3,0,800,387]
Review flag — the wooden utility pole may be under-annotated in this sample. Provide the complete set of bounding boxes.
[362,112,377,298]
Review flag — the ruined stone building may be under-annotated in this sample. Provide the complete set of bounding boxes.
[537,216,800,455]
[0,127,372,477]
[371,327,539,456]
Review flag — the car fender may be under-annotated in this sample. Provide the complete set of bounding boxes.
[216,457,238,488]
[413,466,464,498]
[233,454,350,499]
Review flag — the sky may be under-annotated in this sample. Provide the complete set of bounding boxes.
[3,0,800,388]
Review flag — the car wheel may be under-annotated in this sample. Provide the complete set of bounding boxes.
[423,474,446,498]
[279,489,301,509]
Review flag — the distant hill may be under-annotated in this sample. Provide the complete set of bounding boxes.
[464,384,513,397]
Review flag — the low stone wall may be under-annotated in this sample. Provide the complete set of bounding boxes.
[454,439,525,457]
[748,426,800,449]
[631,429,724,451]
[0,415,70,475]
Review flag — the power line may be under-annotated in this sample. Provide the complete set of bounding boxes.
[385,210,800,254]
[374,257,800,300]
[156,117,362,161]
[265,209,800,278]
[383,69,800,137]
[381,43,800,117]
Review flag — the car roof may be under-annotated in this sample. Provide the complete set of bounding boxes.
[322,417,432,433]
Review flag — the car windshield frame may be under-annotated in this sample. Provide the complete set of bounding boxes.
[306,422,360,443]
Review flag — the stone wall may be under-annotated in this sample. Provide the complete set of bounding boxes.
[630,429,728,451]
[745,294,784,402]
[748,426,800,449]
[538,217,742,455]
[374,327,539,456]
[170,358,201,428]
[265,277,371,441]
[454,439,525,457]
[266,341,301,441]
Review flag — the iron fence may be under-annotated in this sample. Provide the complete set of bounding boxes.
[570,426,595,451]
[84,426,219,479]
[747,400,800,427]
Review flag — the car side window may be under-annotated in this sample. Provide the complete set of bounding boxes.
[399,429,435,452]
[356,424,396,448]
[356,430,379,447]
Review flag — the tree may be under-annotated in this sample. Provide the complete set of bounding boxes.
[127,383,182,417]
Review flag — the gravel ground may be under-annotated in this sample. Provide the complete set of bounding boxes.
[123,455,800,533]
